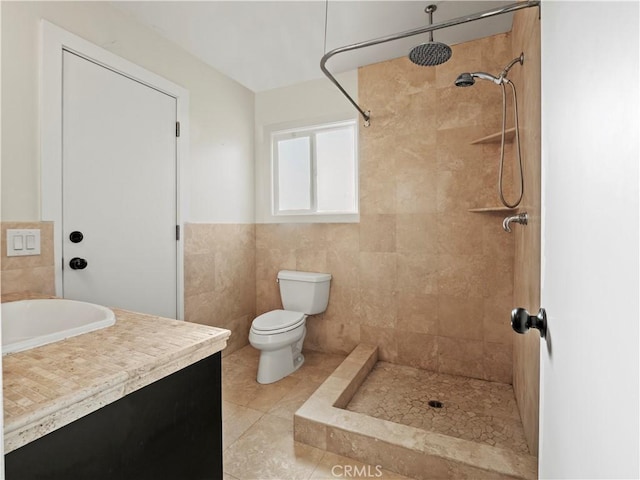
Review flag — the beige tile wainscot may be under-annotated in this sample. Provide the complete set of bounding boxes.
[2,300,230,454]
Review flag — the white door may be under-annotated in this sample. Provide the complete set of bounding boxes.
[539,2,639,478]
[62,50,178,319]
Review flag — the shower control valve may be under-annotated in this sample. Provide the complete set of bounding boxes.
[511,307,547,338]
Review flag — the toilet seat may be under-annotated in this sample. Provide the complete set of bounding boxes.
[251,310,306,335]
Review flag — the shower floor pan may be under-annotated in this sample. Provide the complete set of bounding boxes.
[294,345,537,480]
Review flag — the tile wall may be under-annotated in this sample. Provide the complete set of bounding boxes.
[256,33,517,383]
[184,223,256,355]
[0,222,55,296]
[510,7,542,455]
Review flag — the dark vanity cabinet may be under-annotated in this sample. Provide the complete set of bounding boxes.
[5,353,223,480]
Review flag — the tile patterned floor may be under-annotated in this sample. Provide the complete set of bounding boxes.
[345,362,529,455]
[222,345,414,480]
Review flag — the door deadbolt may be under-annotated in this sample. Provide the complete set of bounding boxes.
[69,231,84,243]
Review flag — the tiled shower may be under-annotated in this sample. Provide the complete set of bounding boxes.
[258,8,541,459]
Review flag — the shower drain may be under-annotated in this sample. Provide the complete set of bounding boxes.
[428,400,444,408]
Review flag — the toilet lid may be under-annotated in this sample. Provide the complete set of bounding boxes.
[252,309,305,333]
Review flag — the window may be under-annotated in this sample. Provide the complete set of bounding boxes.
[271,120,358,217]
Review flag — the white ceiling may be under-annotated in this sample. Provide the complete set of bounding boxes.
[113,1,516,92]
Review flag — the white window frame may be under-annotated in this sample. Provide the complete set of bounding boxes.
[270,119,359,222]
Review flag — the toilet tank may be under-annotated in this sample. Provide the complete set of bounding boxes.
[277,270,332,315]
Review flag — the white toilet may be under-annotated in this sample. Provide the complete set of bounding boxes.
[249,270,331,384]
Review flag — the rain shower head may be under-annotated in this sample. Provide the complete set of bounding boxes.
[409,5,452,67]
[409,42,452,67]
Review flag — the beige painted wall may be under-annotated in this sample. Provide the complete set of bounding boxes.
[511,8,541,456]
[256,33,517,383]
[1,1,254,223]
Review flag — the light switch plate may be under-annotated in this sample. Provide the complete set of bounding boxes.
[7,229,41,256]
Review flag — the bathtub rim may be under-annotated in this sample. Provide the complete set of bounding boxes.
[1,298,116,355]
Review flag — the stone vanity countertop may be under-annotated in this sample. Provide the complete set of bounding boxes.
[2,297,231,454]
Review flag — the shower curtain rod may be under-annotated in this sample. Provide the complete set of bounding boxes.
[320,0,540,126]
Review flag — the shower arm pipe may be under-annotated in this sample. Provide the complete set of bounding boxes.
[320,0,540,126]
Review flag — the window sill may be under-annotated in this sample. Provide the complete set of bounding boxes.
[259,213,360,224]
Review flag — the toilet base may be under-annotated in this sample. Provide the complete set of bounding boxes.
[252,327,306,384]
[256,350,304,384]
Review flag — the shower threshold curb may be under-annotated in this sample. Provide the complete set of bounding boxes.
[294,344,537,480]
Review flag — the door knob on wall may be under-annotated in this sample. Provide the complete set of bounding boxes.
[511,307,547,338]
[69,257,88,270]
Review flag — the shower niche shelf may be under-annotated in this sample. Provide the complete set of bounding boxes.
[468,206,516,213]
[470,127,516,145]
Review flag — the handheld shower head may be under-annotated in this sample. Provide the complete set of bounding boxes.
[454,72,502,87]
[454,53,525,87]
[454,73,475,87]
[452,53,527,209]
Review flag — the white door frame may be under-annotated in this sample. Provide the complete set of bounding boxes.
[40,21,188,319]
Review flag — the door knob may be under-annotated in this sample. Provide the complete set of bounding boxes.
[69,257,88,270]
[511,307,547,338]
